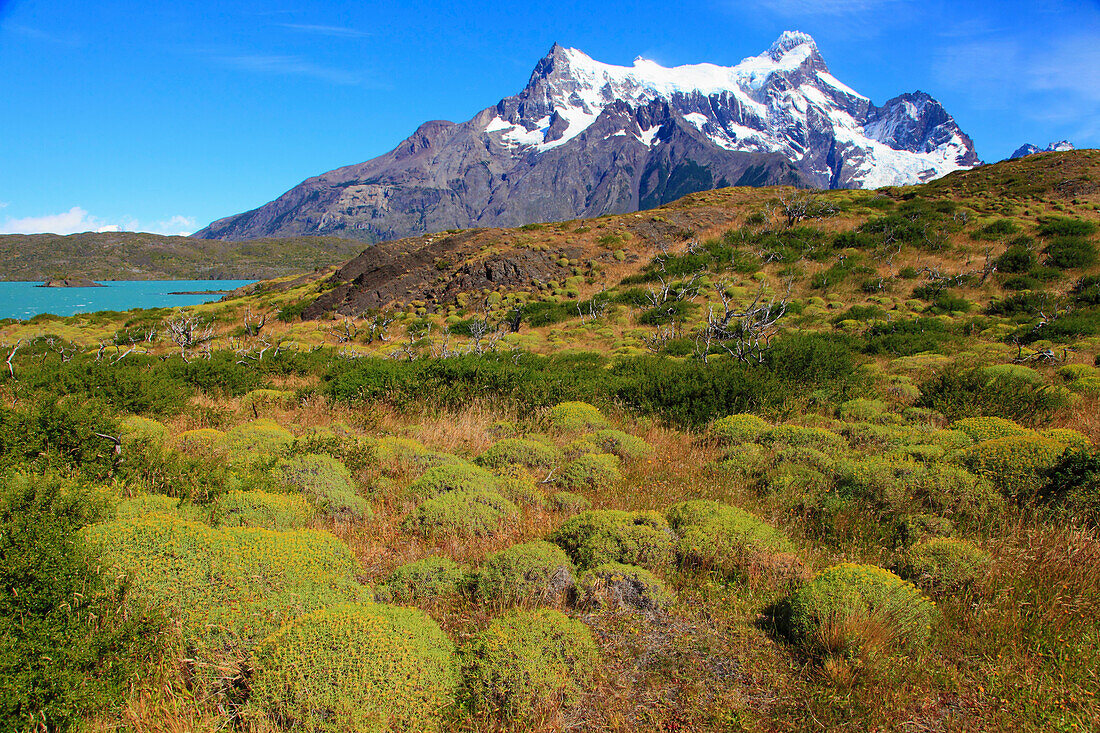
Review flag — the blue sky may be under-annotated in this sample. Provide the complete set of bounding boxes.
[1,0,1098,235]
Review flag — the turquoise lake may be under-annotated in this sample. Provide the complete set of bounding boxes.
[0,280,256,321]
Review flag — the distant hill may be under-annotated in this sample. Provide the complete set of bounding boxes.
[0,231,365,281]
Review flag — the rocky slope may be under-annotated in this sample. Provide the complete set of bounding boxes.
[195,31,979,244]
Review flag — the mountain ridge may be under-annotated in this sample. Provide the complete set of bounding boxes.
[195,32,980,243]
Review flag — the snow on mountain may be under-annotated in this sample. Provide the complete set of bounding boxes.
[194,32,981,243]
[1011,141,1075,159]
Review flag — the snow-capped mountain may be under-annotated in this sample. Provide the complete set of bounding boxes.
[1010,141,1075,159]
[195,32,980,243]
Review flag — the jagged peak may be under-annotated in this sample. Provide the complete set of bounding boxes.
[769,30,818,60]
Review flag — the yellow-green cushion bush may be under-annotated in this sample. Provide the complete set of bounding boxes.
[239,389,295,411]
[477,541,576,607]
[491,465,544,507]
[557,453,621,491]
[274,454,370,518]
[767,425,847,453]
[589,429,653,460]
[961,435,1067,497]
[115,494,206,522]
[225,419,294,461]
[951,416,1030,442]
[83,514,365,644]
[578,562,674,613]
[708,413,771,444]
[174,428,227,454]
[403,488,517,537]
[902,538,991,592]
[1057,364,1099,382]
[715,443,768,476]
[1042,428,1091,451]
[549,491,591,513]
[837,398,888,423]
[550,510,675,570]
[247,603,458,732]
[836,456,1001,520]
[665,500,795,577]
[119,415,168,446]
[475,438,561,469]
[548,401,609,432]
[562,437,600,460]
[788,563,934,657]
[217,489,314,529]
[460,609,599,723]
[385,556,469,605]
[410,462,498,498]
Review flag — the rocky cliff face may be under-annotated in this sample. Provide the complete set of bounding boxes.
[195,31,980,243]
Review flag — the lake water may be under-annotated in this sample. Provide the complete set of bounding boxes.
[0,280,256,321]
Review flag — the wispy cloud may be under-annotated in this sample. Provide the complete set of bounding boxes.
[277,23,369,38]
[214,54,362,85]
[0,207,196,236]
[3,22,81,46]
[753,0,904,15]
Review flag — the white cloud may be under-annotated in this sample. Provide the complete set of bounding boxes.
[0,202,8,209]
[277,23,370,38]
[215,54,361,85]
[0,207,196,236]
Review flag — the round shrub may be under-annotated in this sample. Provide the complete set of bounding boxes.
[404,488,517,537]
[961,435,1067,497]
[115,494,205,522]
[373,437,440,475]
[174,428,226,454]
[461,609,599,723]
[951,416,1030,442]
[666,500,797,579]
[1042,428,1091,451]
[548,401,609,432]
[902,538,991,592]
[225,419,295,460]
[477,541,576,607]
[239,388,295,411]
[491,464,544,507]
[475,438,561,469]
[708,413,771,444]
[410,462,498,498]
[578,562,674,613]
[119,415,168,446]
[562,437,600,460]
[590,429,653,461]
[551,510,675,570]
[549,491,591,513]
[836,456,1002,520]
[788,563,935,658]
[558,453,622,491]
[837,399,887,423]
[767,425,847,453]
[274,453,370,518]
[898,513,955,545]
[217,489,314,529]
[715,443,768,477]
[385,556,469,605]
[247,603,458,732]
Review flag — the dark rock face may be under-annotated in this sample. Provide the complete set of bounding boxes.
[195,31,979,244]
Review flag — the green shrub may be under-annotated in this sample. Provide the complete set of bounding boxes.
[115,494,206,522]
[708,413,772,444]
[174,428,227,454]
[118,415,168,446]
[787,563,935,658]
[491,464,544,506]
[1042,428,1092,451]
[246,603,458,732]
[837,399,887,422]
[385,556,469,605]
[558,453,622,491]
[836,456,1001,520]
[410,462,498,497]
[239,388,296,411]
[460,609,599,723]
[578,562,674,612]
[1043,237,1097,270]
[562,437,600,460]
[1071,275,1100,306]
[549,491,591,513]
[1039,448,1100,520]
[716,443,769,476]
[225,419,295,461]
[1037,216,1099,238]
[217,489,314,529]
[995,243,1037,273]
[951,416,1031,442]
[589,429,653,460]
[548,401,609,432]
[919,369,1067,424]
[902,538,991,592]
[404,488,517,537]
[666,500,797,579]
[475,438,561,469]
[0,474,165,731]
[477,541,576,607]
[84,514,365,645]
[961,435,1067,498]
[551,510,675,570]
[767,425,847,453]
[274,454,370,518]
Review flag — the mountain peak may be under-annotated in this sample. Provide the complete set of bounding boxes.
[769,30,818,60]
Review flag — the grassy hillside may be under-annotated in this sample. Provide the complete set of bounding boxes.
[2,150,1100,732]
[0,230,365,280]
